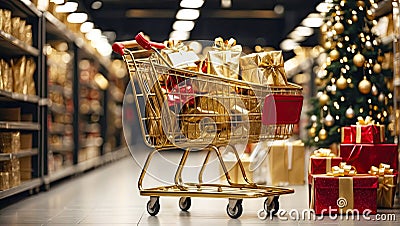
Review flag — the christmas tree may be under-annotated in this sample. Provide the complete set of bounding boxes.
[306,0,394,147]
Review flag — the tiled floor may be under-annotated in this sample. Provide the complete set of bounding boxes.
[0,143,399,225]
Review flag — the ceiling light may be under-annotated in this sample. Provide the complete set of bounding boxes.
[55,1,78,13]
[221,0,232,8]
[176,9,200,20]
[287,31,307,42]
[67,13,88,23]
[316,2,333,13]
[294,26,314,36]
[301,13,324,27]
[86,29,101,40]
[280,39,299,51]
[173,20,195,31]
[91,1,102,10]
[169,30,190,40]
[80,22,94,33]
[180,0,204,8]
[274,5,285,15]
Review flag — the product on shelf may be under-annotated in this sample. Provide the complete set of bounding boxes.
[0,57,36,95]
[0,158,21,188]
[0,172,9,191]
[0,9,12,34]
[0,132,21,153]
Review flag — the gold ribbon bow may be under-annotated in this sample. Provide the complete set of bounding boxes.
[257,52,288,86]
[164,40,189,52]
[369,163,397,208]
[368,163,394,176]
[213,37,242,51]
[312,148,336,157]
[327,162,357,177]
[356,116,376,125]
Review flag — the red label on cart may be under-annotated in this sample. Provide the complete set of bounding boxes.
[262,94,303,125]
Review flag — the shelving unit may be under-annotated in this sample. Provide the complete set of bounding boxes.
[0,0,128,199]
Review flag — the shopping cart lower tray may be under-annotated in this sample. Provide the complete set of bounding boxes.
[113,33,303,219]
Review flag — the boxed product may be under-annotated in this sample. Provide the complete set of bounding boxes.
[19,156,32,181]
[368,164,398,208]
[161,40,199,70]
[341,116,385,144]
[250,140,305,186]
[308,148,343,175]
[206,37,242,79]
[339,143,398,173]
[0,132,20,153]
[310,174,378,215]
[240,51,288,85]
[0,108,21,121]
[0,172,10,191]
[1,158,21,188]
[219,152,252,184]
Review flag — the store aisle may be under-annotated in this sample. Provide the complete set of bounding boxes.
[0,145,399,225]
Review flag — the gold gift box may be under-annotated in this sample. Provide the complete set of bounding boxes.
[259,140,305,185]
[240,51,288,85]
[219,153,253,184]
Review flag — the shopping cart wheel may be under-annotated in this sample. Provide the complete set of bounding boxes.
[226,199,243,219]
[264,196,279,216]
[147,197,160,216]
[179,197,191,211]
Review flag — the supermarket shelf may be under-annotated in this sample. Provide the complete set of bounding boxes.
[0,148,39,161]
[49,144,74,153]
[43,147,129,184]
[0,30,40,56]
[0,121,40,130]
[0,178,41,199]
[49,123,66,134]
[43,165,76,185]
[44,12,76,43]
[10,0,42,17]
[0,90,40,104]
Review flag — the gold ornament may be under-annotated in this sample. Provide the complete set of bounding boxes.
[373,63,382,74]
[324,113,335,127]
[309,127,317,137]
[357,1,365,7]
[334,22,344,35]
[353,53,365,67]
[352,14,358,22]
[324,41,332,50]
[378,93,385,102]
[330,49,340,61]
[319,93,330,105]
[371,85,378,96]
[319,128,328,140]
[345,106,355,119]
[358,77,372,94]
[336,75,348,90]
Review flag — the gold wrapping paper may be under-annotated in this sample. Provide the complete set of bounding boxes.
[145,82,171,146]
[25,24,32,46]
[11,57,27,94]
[2,9,12,34]
[207,37,242,79]
[11,17,20,39]
[240,51,288,85]
[377,175,396,208]
[1,59,12,92]
[26,58,36,95]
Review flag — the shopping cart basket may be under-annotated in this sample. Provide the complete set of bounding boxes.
[113,33,303,219]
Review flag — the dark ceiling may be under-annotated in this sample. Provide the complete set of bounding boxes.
[81,0,321,51]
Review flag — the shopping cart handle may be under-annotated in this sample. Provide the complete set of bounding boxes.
[135,32,166,50]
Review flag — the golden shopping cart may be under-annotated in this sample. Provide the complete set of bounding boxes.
[113,33,303,219]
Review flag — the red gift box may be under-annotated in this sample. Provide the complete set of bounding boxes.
[350,125,384,144]
[340,144,398,173]
[309,156,343,175]
[310,175,378,215]
[341,127,354,144]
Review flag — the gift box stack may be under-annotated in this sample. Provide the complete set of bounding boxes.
[309,116,399,215]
